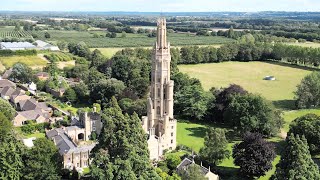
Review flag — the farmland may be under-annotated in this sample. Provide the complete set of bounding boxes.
[0,55,48,69]
[0,27,235,48]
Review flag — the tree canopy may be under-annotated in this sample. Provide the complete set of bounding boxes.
[90,97,160,180]
[9,62,36,83]
[23,138,62,180]
[288,113,320,154]
[295,71,320,109]
[272,134,320,180]
[0,112,24,179]
[224,93,283,136]
[233,132,276,178]
[0,98,16,120]
[200,127,230,165]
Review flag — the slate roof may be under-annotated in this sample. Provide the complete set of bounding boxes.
[2,68,12,79]
[1,86,15,97]
[19,98,51,111]
[177,158,212,176]
[46,128,95,155]
[17,109,45,120]
[0,79,16,89]
[10,88,25,100]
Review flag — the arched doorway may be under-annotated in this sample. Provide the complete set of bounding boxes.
[78,133,84,141]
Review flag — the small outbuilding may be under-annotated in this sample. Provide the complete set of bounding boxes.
[35,40,60,51]
[0,42,36,50]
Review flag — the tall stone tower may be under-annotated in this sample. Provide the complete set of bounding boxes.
[142,18,177,160]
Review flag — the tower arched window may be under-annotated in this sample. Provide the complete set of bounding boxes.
[157,106,161,115]
[157,88,161,98]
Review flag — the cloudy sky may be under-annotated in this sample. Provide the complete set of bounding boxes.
[1,0,320,12]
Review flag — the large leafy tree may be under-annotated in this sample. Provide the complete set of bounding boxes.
[209,84,248,122]
[9,62,36,83]
[166,154,181,171]
[295,71,320,109]
[23,138,62,180]
[224,93,283,136]
[200,128,230,165]
[0,112,24,179]
[175,84,211,120]
[90,97,160,180]
[64,88,77,103]
[90,78,125,103]
[0,98,16,120]
[233,132,276,178]
[68,42,91,58]
[90,49,106,68]
[289,114,320,154]
[272,134,320,180]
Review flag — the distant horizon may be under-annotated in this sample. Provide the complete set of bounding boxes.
[1,0,320,12]
[1,10,320,13]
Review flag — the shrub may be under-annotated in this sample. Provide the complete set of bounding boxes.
[21,124,35,134]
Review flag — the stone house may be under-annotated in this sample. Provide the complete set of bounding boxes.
[14,110,47,126]
[0,80,16,92]
[1,86,15,100]
[177,158,219,180]
[46,128,94,169]
[47,109,103,169]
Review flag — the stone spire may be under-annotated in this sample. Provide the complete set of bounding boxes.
[156,18,168,49]
[142,18,177,160]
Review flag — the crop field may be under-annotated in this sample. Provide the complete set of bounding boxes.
[285,42,320,48]
[0,27,235,48]
[0,56,48,68]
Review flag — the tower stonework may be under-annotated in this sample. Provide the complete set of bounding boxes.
[142,18,177,160]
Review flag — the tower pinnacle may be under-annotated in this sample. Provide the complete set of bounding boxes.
[156,18,168,49]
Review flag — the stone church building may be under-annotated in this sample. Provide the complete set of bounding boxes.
[142,18,177,160]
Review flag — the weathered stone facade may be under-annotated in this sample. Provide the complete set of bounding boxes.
[142,18,177,160]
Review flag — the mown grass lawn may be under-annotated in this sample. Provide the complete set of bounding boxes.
[179,61,313,107]
[177,61,320,179]
[177,120,283,180]
[282,109,320,132]
[0,55,48,69]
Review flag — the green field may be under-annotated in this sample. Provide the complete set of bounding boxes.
[179,61,314,109]
[0,27,235,48]
[94,45,223,59]
[285,42,320,48]
[0,55,48,68]
[177,61,320,179]
[177,120,281,180]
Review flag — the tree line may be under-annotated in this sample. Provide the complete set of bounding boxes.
[176,43,320,67]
